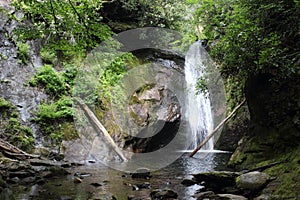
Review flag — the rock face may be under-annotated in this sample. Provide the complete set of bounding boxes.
[118,61,185,153]
[0,5,46,135]
[128,85,181,153]
[236,171,269,192]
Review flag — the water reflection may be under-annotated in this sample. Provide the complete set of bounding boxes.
[8,152,230,200]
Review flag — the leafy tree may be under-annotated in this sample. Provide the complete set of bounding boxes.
[193,0,300,105]
[13,0,112,58]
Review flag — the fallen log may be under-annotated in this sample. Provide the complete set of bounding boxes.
[0,138,39,160]
[190,98,246,157]
[77,99,128,162]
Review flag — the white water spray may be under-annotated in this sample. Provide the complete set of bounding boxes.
[185,42,214,150]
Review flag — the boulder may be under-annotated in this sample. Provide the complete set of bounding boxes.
[236,171,270,192]
[192,171,241,193]
[150,188,178,199]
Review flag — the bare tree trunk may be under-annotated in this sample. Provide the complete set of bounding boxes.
[78,100,128,162]
[0,139,39,160]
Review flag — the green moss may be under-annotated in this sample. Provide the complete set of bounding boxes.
[263,145,300,198]
[34,96,77,144]
[229,122,300,198]
[5,117,34,152]
[16,42,30,65]
[0,98,11,110]
[29,65,66,97]
[60,123,78,140]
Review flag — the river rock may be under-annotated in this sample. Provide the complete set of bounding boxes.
[193,191,216,200]
[90,182,102,187]
[181,178,196,186]
[217,194,247,200]
[133,182,151,190]
[253,194,272,200]
[150,188,178,199]
[128,195,144,200]
[194,191,248,200]
[131,168,151,179]
[73,177,82,184]
[236,171,270,192]
[192,171,241,193]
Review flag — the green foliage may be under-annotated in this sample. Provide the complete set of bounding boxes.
[62,63,78,86]
[40,47,58,65]
[120,0,191,30]
[13,0,113,58]
[16,42,30,65]
[195,77,208,96]
[35,96,76,142]
[0,98,11,110]
[29,64,66,97]
[98,53,138,103]
[6,118,35,152]
[0,98,34,152]
[193,0,300,105]
[35,96,73,123]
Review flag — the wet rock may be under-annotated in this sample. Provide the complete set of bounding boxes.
[193,191,216,200]
[132,184,139,191]
[4,161,32,172]
[128,195,144,200]
[192,171,241,193]
[40,171,54,178]
[253,194,272,200]
[74,172,92,178]
[131,168,151,179]
[20,176,37,184]
[29,158,70,167]
[181,178,196,186]
[60,196,73,200]
[132,182,151,190]
[43,166,70,178]
[217,194,247,200]
[73,177,82,184]
[236,171,270,192]
[0,176,6,188]
[150,188,178,199]
[90,182,102,187]
[7,177,20,184]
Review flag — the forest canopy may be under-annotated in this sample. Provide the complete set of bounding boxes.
[193,0,300,102]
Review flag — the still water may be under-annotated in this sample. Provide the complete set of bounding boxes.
[11,152,230,200]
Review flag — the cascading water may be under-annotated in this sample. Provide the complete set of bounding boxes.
[185,41,214,150]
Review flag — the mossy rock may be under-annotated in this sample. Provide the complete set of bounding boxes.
[236,171,270,192]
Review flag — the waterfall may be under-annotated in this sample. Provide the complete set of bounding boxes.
[185,42,214,150]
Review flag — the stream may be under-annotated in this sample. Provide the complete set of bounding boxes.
[9,152,231,200]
